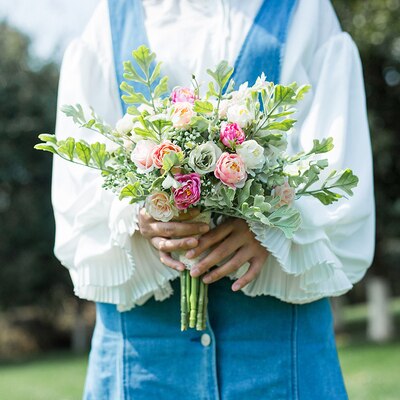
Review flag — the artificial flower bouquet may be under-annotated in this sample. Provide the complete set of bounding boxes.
[35,45,358,331]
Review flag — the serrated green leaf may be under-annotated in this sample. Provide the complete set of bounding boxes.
[238,179,253,205]
[307,137,334,154]
[90,142,109,169]
[162,151,183,172]
[75,142,91,165]
[132,45,156,78]
[329,169,359,196]
[220,187,236,208]
[189,116,209,131]
[34,143,58,155]
[311,191,342,205]
[264,119,296,131]
[122,61,146,84]
[295,85,311,101]
[38,134,57,144]
[119,182,145,201]
[153,76,169,99]
[58,137,75,160]
[149,61,162,85]
[206,61,234,90]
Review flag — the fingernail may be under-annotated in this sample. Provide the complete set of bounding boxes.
[232,283,240,291]
[203,276,211,284]
[191,268,199,276]
[186,250,195,258]
[178,266,185,271]
[200,225,209,233]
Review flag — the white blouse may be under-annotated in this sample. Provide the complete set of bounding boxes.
[52,0,375,311]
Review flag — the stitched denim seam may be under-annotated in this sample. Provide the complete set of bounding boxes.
[207,313,221,400]
[291,305,299,400]
[121,312,129,400]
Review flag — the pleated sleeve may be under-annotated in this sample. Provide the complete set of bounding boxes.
[241,31,375,303]
[52,37,178,311]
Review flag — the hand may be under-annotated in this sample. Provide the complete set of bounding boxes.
[138,208,210,271]
[188,218,269,291]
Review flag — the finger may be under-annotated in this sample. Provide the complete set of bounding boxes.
[150,221,209,238]
[151,237,199,252]
[185,222,234,259]
[202,248,252,284]
[159,251,186,271]
[231,258,265,291]
[190,236,241,277]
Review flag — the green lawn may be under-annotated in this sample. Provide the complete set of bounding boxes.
[0,343,398,400]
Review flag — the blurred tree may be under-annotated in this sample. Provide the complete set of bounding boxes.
[0,22,73,309]
[332,0,400,295]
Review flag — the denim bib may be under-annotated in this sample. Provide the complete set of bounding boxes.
[108,0,298,114]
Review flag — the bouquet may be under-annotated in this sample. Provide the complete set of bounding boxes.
[35,45,358,331]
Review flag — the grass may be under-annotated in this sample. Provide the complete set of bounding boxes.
[0,352,88,400]
[0,299,399,400]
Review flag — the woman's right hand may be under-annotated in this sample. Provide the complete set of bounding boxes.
[138,208,210,271]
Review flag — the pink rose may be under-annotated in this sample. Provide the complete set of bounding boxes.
[219,122,245,149]
[171,102,195,129]
[173,173,201,210]
[273,181,295,207]
[130,140,157,172]
[214,152,247,189]
[152,140,183,169]
[171,87,197,104]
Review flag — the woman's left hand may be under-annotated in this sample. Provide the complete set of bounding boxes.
[186,218,269,291]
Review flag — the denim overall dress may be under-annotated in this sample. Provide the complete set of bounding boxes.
[83,1,349,399]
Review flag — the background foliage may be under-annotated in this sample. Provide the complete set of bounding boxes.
[0,0,399,312]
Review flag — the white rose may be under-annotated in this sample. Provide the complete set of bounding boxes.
[188,141,222,174]
[116,113,135,135]
[226,104,252,128]
[236,140,266,171]
[145,192,178,222]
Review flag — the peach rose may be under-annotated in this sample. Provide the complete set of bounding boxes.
[273,181,295,207]
[152,140,183,169]
[171,102,195,129]
[130,140,157,172]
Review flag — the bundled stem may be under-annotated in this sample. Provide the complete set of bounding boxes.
[189,276,199,328]
[196,279,205,331]
[180,270,188,331]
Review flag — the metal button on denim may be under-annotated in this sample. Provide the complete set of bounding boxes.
[201,333,211,347]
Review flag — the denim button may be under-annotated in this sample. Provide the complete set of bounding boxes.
[201,333,211,347]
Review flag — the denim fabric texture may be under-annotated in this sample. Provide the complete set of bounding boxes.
[83,278,348,399]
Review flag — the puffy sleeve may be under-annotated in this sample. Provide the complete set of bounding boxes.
[241,30,375,303]
[52,38,178,311]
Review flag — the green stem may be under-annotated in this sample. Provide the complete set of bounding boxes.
[189,276,199,328]
[196,278,205,331]
[202,282,208,331]
[180,271,188,331]
[186,269,191,316]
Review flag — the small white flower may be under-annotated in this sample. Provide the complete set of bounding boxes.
[226,104,253,128]
[116,113,135,135]
[236,140,266,171]
[162,174,181,190]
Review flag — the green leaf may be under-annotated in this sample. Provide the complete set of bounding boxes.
[58,137,75,160]
[193,100,214,114]
[206,61,234,90]
[162,151,183,171]
[38,133,57,144]
[90,142,109,169]
[238,179,253,205]
[272,85,297,108]
[307,137,334,154]
[311,191,342,205]
[269,206,302,238]
[264,119,296,131]
[120,82,151,105]
[153,76,169,99]
[133,127,159,142]
[295,85,311,101]
[34,143,58,155]
[220,186,236,208]
[119,182,145,201]
[75,142,91,165]
[207,81,218,97]
[61,104,86,125]
[189,116,209,131]
[122,61,147,84]
[149,61,163,85]
[329,169,359,196]
[132,45,156,78]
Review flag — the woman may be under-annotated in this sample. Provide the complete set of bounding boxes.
[52,0,375,398]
